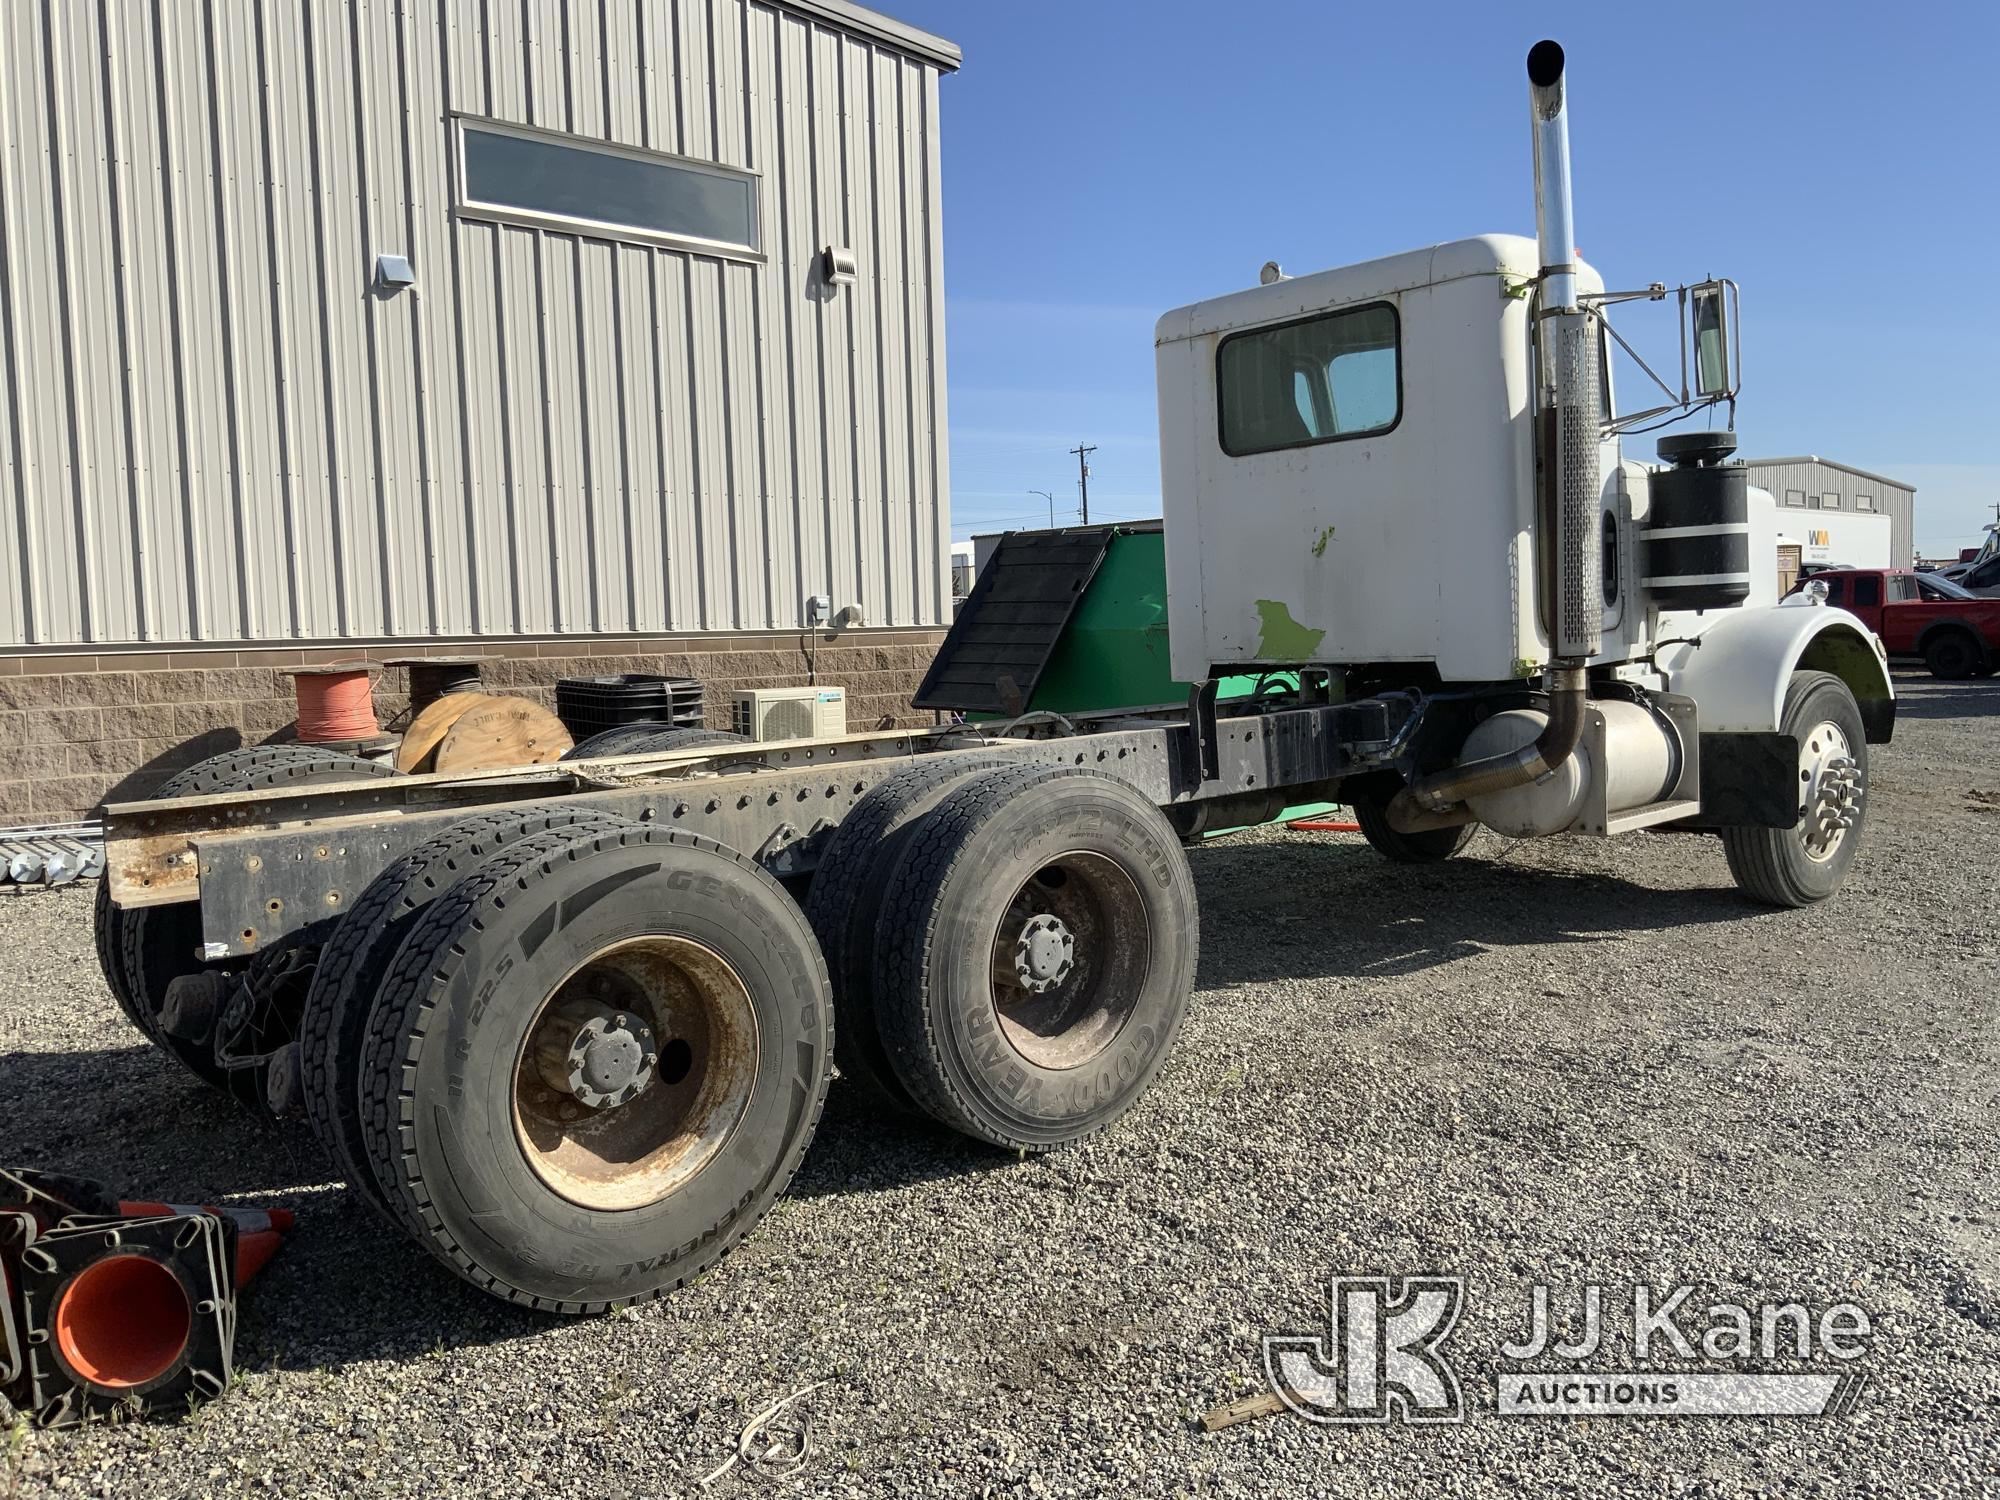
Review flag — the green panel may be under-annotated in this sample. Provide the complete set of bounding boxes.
[1025,531,1178,711]
[967,528,1343,838]
[1001,529,1271,714]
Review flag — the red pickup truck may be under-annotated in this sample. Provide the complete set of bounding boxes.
[1795,568,1999,679]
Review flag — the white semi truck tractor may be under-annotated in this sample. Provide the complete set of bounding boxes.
[88,41,1892,1322]
[1153,38,1890,896]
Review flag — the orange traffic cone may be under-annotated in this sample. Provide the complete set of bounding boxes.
[117,1202,295,1287]
[8,1212,235,1424]
[50,1250,197,1392]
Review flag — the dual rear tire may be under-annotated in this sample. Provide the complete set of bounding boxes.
[94,745,402,1088]
[102,747,1200,1308]
[344,824,832,1310]
[812,761,1201,1151]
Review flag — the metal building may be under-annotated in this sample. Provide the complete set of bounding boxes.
[1740,457,1916,568]
[0,0,957,649]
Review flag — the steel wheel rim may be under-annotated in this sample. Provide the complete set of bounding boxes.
[1797,719,1861,863]
[987,851,1149,1070]
[512,935,758,1211]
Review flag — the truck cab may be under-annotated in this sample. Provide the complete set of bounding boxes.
[1151,39,1894,905]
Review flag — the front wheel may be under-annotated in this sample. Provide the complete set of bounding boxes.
[1721,670,1867,907]
[1352,797,1477,863]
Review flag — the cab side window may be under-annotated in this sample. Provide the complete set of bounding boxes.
[1820,575,1847,606]
[1851,576,1881,608]
[1217,303,1401,456]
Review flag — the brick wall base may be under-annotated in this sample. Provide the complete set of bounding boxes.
[0,628,947,824]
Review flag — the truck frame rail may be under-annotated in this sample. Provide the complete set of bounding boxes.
[105,695,1409,960]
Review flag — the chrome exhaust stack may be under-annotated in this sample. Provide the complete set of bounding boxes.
[1528,38,1602,663]
[1390,40,1600,828]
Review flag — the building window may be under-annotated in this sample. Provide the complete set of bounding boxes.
[455,119,760,258]
[1821,490,1842,508]
[1217,303,1401,456]
[1784,489,1806,508]
[1855,493,1874,511]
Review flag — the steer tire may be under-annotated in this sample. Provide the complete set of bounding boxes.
[1721,670,1868,908]
[562,726,748,760]
[356,824,833,1310]
[298,804,632,1224]
[874,764,1199,1151]
[803,753,1014,1113]
[108,746,399,1086]
[1923,630,1984,681]
[1352,798,1477,863]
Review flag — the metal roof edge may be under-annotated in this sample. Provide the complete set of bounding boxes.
[1738,456,1916,493]
[773,0,961,69]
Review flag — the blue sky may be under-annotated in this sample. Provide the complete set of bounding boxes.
[891,1,1999,555]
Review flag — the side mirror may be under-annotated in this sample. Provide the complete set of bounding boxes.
[1689,281,1734,399]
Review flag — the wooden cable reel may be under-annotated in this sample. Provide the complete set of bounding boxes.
[433,697,573,773]
[394,693,574,774]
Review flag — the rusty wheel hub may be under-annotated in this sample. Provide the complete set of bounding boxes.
[987,852,1149,1071]
[512,936,758,1211]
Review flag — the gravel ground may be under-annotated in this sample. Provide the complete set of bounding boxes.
[3,670,1995,1498]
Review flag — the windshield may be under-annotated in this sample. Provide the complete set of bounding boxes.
[1920,572,1978,601]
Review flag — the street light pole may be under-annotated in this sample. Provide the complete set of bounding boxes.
[1029,489,1055,528]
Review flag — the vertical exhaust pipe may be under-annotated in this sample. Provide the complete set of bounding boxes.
[1389,41,1598,827]
[1528,39,1602,662]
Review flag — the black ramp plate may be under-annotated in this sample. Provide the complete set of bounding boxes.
[914,526,1123,715]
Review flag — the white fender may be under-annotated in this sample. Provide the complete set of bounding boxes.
[1656,600,1894,739]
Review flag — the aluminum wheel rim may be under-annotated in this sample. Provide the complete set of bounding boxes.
[987,851,1149,1070]
[512,935,758,1212]
[1797,719,1861,863]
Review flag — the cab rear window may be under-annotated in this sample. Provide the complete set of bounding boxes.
[1217,303,1400,456]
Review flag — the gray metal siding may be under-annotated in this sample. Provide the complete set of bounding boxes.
[0,0,950,649]
[1744,459,1915,567]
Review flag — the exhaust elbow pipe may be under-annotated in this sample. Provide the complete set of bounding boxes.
[1388,666,1588,828]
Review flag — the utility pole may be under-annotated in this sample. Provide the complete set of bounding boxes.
[1029,490,1055,529]
[1069,443,1096,525]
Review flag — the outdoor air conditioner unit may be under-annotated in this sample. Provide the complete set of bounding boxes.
[731,685,846,743]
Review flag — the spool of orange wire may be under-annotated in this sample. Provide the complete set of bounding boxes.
[289,662,382,744]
